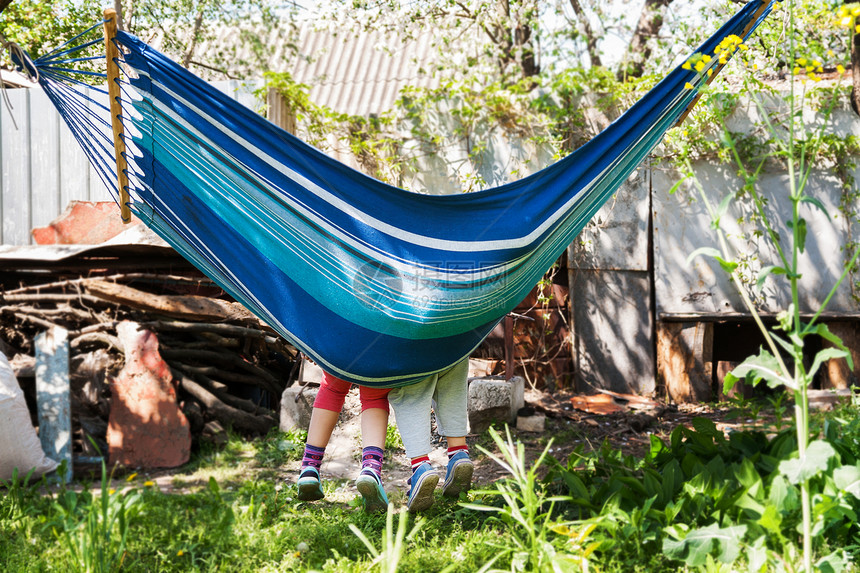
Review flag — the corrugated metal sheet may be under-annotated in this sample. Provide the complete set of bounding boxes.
[194,23,445,116]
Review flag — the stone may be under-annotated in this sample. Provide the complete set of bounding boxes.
[467,376,525,434]
[516,412,546,433]
[280,384,319,431]
[107,322,191,469]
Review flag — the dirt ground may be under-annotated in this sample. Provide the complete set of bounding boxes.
[312,387,746,492]
[81,388,750,499]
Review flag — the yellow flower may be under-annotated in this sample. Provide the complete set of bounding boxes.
[694,61,705,72]
[682,61,692,70]
[793,66,801,75]
[701,55,712,63]
[817,66,823,73]
[753,64,759,70]
[144,480,155,487]
[838,64,847,74]
[707,69,713,77]
[126,473,138,482]
[854,7,860,17]
[827,50,835,58]
[739,44,748,51]
[177,550,185,557]
[109,489,116,495]
[684,82,694,90]
[797,57,807,66]
[856,24,860,33]
[841,16,854,27]
[805,66,814,72]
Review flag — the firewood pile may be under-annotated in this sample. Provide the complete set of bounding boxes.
[1,259,300,460]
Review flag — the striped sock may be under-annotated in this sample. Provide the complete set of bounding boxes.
[361,446,384,481]
[301,444,325,476]
[447,445,469,459]
[410,455,430,472]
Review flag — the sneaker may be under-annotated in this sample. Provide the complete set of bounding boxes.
[406,462,439,512]
[442,450,473,498]
[297,467,324,501]
[355,469,389,512]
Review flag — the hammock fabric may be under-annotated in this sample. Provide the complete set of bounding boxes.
[24,1,777,387]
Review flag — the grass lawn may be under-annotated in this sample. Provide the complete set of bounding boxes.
[4,396,860,572]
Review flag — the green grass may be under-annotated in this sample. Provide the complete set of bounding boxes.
[6,405,860,572]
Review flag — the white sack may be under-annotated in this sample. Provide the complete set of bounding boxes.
[0,351,58,481]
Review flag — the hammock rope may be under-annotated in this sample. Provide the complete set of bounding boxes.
[18,0,778,387]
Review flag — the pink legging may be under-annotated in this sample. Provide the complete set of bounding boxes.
[313,371,390,413]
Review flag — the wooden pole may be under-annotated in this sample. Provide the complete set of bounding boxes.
[103,8,132,223]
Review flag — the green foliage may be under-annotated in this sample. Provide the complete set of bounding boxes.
[0,0,103,60]
[463,427,584,572]
[254,427,307,467]
[546,410,860,571]
[48,460,143,573]
[348,503,424,572]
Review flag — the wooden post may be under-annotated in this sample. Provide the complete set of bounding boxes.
[657,321,713,403]
[267,88,297,135]
[504,314,514,381]
[36,326,72,483]
[103,8,132,223]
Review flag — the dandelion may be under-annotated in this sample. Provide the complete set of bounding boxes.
[838,64,847,74]
[109,489,116,495]
[797,57,807,66]
[126,472,138,482]
[144,480,155,487]
[177,550,184,557]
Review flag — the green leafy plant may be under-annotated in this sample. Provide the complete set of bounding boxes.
[348,503,424,573]
[464,426,581,572]
[48,460,142,573]
[673,4,860,571]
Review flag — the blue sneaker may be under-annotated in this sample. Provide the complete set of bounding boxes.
[297,467,324,501]
[442,450,473,498]
[406,462,439,512]
[355,469,389,512]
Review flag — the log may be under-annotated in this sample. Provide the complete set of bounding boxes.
[84,280,255,322]
[174,370,275,434]
[159,347,282,394]
[172,363,275,417]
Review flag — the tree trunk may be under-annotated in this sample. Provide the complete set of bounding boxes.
[620,0,673,80]
[568,0,602,68]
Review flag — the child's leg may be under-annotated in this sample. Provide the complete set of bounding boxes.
[389,376,441,512]
[355,387,391,511]
[297,372,351,501]
[431,358,473,497]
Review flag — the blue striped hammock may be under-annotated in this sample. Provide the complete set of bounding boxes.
[23,1,777,387]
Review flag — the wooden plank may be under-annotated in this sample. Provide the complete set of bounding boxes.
[820,321,860,389]
[1,88,31,245]
[35,326,72,482]
[657,321,713,403]
[29,88,62,232]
